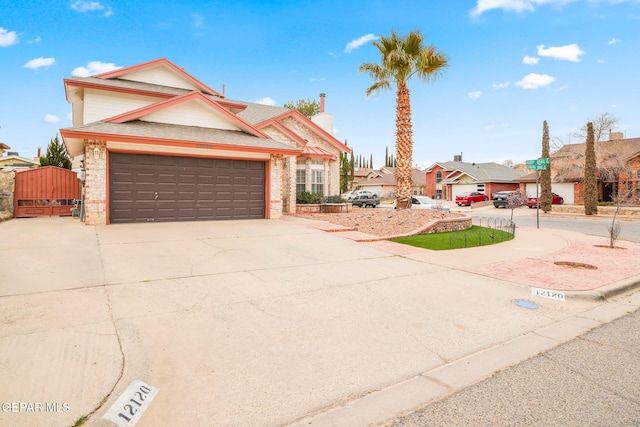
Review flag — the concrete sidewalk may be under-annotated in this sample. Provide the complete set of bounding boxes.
[0,217,639,427]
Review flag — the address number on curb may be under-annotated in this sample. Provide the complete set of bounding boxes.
[531,288,565,302]
[103,380,159,427]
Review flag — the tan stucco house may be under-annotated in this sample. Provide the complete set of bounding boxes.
[60,58,349,224]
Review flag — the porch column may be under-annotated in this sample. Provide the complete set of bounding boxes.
[84,141,107,225]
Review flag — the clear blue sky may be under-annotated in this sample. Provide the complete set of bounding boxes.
[1,0,639,168]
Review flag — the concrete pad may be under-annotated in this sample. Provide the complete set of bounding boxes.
[0,217,104,295]
[0,323,122,427]
[1,217,637,427]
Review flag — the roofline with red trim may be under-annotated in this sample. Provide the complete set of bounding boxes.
[60,128,302,157]
[103,91,269,138]
[93,58,223,97]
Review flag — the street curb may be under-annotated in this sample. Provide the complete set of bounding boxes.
[566,276,640,302]
[287,297,640,427]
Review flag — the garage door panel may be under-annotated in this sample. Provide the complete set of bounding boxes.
[110,153,265,223]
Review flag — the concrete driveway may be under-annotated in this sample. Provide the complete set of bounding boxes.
[0,217,632,426]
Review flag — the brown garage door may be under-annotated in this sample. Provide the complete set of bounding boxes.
[109,153,265,223]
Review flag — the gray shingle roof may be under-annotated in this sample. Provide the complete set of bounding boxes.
[442,161,527,182]
[63,121,300,152]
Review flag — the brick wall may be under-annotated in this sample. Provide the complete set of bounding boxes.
[269,155,284,219]
[0,168,15,220]
[84,141,107,225]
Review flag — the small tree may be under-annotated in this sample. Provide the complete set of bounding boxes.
[584,122,598,215]
[283,98,320,118]
[608,192,633,248]
[40,134,72,169]
[505,190,528,221]
[540,121,552,213]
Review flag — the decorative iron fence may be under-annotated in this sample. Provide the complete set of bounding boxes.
[446,217,516,249]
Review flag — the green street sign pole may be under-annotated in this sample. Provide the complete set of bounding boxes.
[536,169,540,229]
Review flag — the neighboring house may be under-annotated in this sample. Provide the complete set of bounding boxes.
[425,159,526,201]
[60,58,349,225]
[516,134,640,205]
[0,144,40,170]
[352,166,425,198]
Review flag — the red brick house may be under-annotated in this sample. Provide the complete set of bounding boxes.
[516,134,640,205]
[425,159,525,201]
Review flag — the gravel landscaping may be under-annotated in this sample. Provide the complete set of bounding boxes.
[295,206,456,237]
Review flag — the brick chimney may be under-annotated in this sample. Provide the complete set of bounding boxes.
[609,131,624,141]
[319,93,326,113]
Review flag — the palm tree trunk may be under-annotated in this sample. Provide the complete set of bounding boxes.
[395,82,413,209]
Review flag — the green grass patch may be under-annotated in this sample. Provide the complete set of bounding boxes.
[391,225,514,250]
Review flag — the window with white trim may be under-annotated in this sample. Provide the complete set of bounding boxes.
[296,169,306,194]
[311,170,324,194]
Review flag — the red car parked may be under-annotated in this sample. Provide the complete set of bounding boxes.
[455,191,489,206]
[527,193,564,208]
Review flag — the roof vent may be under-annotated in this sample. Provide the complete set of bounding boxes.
[453,154,462,162]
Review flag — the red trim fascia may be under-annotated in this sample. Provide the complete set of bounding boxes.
[60,128,302,157]
[262,109,351,154]
[215,100,248,112]
[105,149,111,225]
[106,147,273,163]
[104,91,270,139]
[299,153,337,160]
[94,58,223,97]
[255,120,307,147]
[265,159,271,219]
[64,78,175,102]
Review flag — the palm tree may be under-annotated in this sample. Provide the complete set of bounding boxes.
[359,30,448,208]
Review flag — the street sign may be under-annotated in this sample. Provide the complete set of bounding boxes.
[526,158,550,170]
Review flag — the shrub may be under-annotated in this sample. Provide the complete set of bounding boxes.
[323,195,347,203]
[296,191,322,204]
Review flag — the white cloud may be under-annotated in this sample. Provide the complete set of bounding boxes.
[468,91,482,99]
[71,61,122,77]
[537,43,584,62]
[345,34,378,53]
[492,81,510,89]
[515,73,555,89]
[0,27,18,47]
[192,13,204,30]
[310,77,327,82]
[44,114,60,123]
[71,1,112,17]
[522,55,539,65]
[24,57,55,70]
[27,36,41,45]
[255,97,276,106]
[470,0,576,18]
[608,37,621,45]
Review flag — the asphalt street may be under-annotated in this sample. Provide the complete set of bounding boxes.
[467,206,640,243]
[384,305,640,427]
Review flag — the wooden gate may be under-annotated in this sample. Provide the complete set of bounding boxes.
[14,166,82,217]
